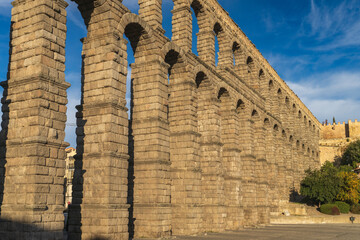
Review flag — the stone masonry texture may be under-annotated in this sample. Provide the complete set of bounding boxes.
[0,0,321,239]
[320,120,360,165]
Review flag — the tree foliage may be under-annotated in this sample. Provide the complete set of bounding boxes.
[336,171,360,205]
[341,140,360,168]
[300,162,342,205]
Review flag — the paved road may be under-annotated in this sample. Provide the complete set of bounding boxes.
[176,224,360,240]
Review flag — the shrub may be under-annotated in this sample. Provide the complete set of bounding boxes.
[300,162,342,206]
[350,203,360,214]
[320,204,341,215]
[336,171,360,204]
[341,140,360,168]
[334,201,350,213]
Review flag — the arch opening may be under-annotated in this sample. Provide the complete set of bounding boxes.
[191,0,202,55]
[162,0,174,39]
[213,22,223,66]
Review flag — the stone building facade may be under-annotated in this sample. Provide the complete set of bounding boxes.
[65,147,76,208]
[320,120,360,165]
[0,0,320,239]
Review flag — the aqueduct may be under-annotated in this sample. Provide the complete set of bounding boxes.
[0,0,320,239]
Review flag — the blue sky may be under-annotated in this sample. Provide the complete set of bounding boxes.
[0,0,360,147]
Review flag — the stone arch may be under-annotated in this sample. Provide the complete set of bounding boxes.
[118,13,155,43]
[259,69,265,79]
[277,88,282,95]
[246,56,255,73]
[236,99,246,111]
[218,87,229,99]
[274,124,279,131]
[235,99,246,115]
[252,109,260,118]
[189,0,209,55]
[195,71,208,88]
[213,22,228,66]
[161,42,187,62]
[264,118,270,127]
[232,41,243,65]
[269,80,274,89]
[292,104,297,113]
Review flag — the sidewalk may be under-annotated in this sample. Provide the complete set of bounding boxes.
[175,224,360,240]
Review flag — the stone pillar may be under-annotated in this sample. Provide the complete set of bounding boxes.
[248,64,259,90]
[197,29,216,66]
[239,109,257,227]
[274,131,286,208]
[169,69,202,236]
[198,82,225,232]
[270,128,281,215]
[132,58,171,238]
[233,64,247,80]
[295,141,304,188]
[69,14,130,240]
[265,122,277,216]
[253,120,269,225]
[279,132,289,205]
[0,0,69,239]
[287,138,295,199]
[217,32,233,68]
[172,3,192,52]
[138,0,163,31]
[220,99,242,230]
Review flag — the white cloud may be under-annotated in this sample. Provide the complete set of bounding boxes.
[288,71,360,123]
[302,0,360,50]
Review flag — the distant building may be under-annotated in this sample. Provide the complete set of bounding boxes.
[64,147,76,208]
[320,119,360,165]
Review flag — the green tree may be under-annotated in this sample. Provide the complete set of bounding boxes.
[336,171,360,205]
[341,140,360,168]
[300,162,342,206]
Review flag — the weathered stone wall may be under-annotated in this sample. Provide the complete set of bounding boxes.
[0,0,321,239]
[320,120,360,164]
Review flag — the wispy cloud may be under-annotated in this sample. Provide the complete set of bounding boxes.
[0,0,11,7]
[67,1,87,33]
[302,0,360,50]
[266,53,312,80]
[288,71,360,122]
[0,0,12,16]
